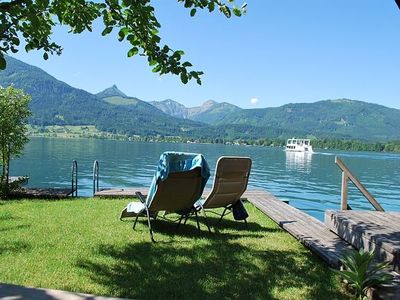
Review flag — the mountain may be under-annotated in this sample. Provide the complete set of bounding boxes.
[150,99,242,124]
[213,99,400,140]
[2,56,400,141]
[150,99,189,119]
[150,96,400,140]
[0,55,107,127]
[189,100,242,124]
[0,56,204,136]
[96,84,127,99]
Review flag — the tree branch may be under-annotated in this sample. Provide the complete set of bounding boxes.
[0,0,26,10]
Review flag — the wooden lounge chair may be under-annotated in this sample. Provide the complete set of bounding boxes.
[120,152,210,242]
[196,156,252,225]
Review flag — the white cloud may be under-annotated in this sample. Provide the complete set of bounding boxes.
[250,97,259,105]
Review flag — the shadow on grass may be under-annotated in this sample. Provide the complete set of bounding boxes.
[77,226,346,299]
[0,224,30,233]
[0,240,31,255]
[125,215,280,241]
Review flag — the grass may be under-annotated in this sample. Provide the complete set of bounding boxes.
[27,125,128,140]
[0,198,350,299]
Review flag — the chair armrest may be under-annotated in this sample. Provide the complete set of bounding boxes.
[135,191,146,204]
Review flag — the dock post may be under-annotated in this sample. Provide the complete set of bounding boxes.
[340,172,348,210]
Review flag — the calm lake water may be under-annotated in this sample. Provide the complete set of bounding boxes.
[11,137,400,221]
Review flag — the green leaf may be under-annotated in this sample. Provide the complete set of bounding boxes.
[43,52,49,60]
[101,27,112,36]
[182,61,192,67]
[208,2,215,12]
[127,47,138,57]
[233,7,241,17]
[220,5,231,18]
[152,65,161,73]
[190,8,196,17]
[180,72,188,84]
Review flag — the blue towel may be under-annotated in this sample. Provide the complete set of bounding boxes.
[145,151,210,207]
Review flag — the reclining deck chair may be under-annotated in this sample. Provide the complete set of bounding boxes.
[196,156,252,226]
[120,152,210,242]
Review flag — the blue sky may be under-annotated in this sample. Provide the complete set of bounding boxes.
[10,1,400,109]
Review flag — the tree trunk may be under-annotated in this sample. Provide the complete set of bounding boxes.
[1,144,11,197]
[5,149,10,196]
[1,150,6,196]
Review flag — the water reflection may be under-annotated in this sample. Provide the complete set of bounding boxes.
[11,138,400,221]
[285,151,313,173]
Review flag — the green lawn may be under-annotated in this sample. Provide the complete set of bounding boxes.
[0,199,349,299]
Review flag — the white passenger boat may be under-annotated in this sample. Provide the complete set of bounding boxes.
[285,138,313,153]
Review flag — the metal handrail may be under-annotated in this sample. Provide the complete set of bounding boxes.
[93,160,99,196]
[71,160,78,197]
[335,156,384,211]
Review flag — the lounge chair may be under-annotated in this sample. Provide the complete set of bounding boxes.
[195,156,252,225]
[120,151,210,242]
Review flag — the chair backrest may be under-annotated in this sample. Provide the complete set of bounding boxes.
[149,167,203,212]
[202,157,252,209]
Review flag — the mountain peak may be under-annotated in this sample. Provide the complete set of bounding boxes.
[202,100,217,107]
[150,99,188,118]
[96,84,127,99]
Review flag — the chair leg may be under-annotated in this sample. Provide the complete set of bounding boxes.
[176,214,185,231]
[183,213,190,225]
[133,214,140,230]
[218,207,228,223]
[144,207,155,242]
[201,208,211,233]
[194,210,201,232]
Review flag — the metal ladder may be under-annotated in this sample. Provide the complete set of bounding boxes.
[71,160,78,197]
[93,160,99,196]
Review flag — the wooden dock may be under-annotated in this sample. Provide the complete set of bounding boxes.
[11,188,76,199]
[325,210,400,271]
[94,188,147,198]
[245,190,354,268]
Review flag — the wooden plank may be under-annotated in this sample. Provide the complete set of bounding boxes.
[12,188,74,199]
[94,188,148,198]
[246,190,354,267]
[325,210,400,271]
[326,210,400,298]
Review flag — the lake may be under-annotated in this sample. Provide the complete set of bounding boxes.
[10,137,400,221]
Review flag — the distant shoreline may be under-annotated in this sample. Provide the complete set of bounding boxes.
[27,125,400,153]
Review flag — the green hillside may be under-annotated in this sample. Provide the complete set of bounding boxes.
[213,99,400,141]
[2,56,400,142]
[0,56,204,136]
[190,101,242,124]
